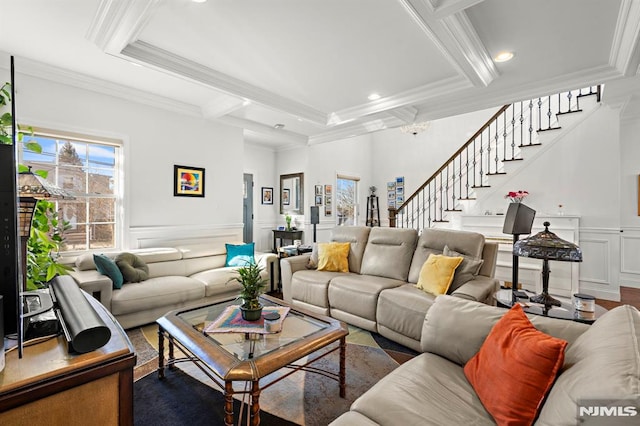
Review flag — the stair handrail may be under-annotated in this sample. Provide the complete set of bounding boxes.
[389,85,601,229]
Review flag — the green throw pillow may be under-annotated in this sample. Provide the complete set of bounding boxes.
[93,254,124,289]
[115,252,149,283]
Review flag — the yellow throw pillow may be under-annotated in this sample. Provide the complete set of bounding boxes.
[317,242,350,272]
[416,254,464,296]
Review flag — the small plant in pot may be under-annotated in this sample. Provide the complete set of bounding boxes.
[228,261,267,321]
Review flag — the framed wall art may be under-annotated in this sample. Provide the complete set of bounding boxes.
[324,184,332,196]
[261,187,273,205]
[174,165,205,197]
[282,188,290,205]
[325,204,332,216]
[315,195,323,205]
[315,185,323,196]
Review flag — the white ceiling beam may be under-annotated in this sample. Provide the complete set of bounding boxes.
[86,0,160,54]
[309,116,406,145]
[425,0,487,20]
[609,0,640,76]
[399,0,497,88]
[216,115,308,146]
[201,97,248,119]
[122,41,328,126]
[387,106,419,123]
[327,76,470,126]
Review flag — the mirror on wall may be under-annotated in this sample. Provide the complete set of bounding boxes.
[280,172,304,215]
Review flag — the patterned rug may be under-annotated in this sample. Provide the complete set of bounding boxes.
[128,323,417,425]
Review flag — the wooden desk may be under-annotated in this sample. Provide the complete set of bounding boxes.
[272,229,303,253]
[0,295,136,425]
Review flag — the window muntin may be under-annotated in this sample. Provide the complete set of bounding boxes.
[20,132,121,252]
[336,175,359,226]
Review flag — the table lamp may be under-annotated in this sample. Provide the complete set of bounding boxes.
[513,221,582,306]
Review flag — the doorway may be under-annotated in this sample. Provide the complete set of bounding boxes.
[243,173,253,243]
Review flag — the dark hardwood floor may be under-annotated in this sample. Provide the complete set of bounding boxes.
[596,286,640,311]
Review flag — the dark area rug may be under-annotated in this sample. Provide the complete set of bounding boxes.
[134,367,297,426]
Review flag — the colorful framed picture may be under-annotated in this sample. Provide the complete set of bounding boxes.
[387,181,396,191]
[324,184,332,196]
[396,176,404,185]
[325,204,332,216]
[174,165,205,197]
[282,188,290,205]
[261,187,273,205]
[315,195,323,205]
[315,185,323,196]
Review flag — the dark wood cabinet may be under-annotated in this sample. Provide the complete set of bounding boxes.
[0,295,136,425]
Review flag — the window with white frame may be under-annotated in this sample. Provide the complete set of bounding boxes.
[20,130,122,252]
[336,174,359,226]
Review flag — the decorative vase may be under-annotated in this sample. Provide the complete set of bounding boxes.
[240,302,263,321]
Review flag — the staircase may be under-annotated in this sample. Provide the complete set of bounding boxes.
[390,86,602,232]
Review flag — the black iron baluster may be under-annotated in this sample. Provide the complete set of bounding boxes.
[528,100,534,145]
[519,101,524,151]
[478,133,484,187]
[511,104,516,160]
[465,147,470,199]
[547,95,552,129]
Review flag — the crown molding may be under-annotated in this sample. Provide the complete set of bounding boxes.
[327,75,470,126]
[309,115,405,145]
[440,11,498,87]
[400,0,496,87]
[86,0,160,54]
[387,106,419,123]
[415,64,622,123]
[216,115,308,145]
[201,96,247,119]
[610,0,640,76]
[427,0,487,20]
[121,41,328,126]
[2,54,201,118]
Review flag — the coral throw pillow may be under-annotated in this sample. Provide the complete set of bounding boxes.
[317,242,350,272]
[416,254,463,296]
[464,304,568,425]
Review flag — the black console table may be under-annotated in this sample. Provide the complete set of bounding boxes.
[272,229,303,253]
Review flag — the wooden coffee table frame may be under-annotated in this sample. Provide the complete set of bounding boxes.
[156,295,348,426]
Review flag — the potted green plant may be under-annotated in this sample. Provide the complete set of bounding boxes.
[285,214,292,231]
[228,262,268,321]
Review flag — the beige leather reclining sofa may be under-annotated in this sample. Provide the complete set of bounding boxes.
[330,296,640,425]
[281,226,499,351]
[69,244,277,329]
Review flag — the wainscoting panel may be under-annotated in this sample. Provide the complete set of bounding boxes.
[620,228,640,289]
[128,224,244,250]
[579,228,620,301]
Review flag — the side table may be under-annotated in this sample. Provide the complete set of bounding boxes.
[494,288,607,324]
[272,229,303,253]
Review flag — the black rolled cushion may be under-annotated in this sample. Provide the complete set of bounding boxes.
[115,252,149,283]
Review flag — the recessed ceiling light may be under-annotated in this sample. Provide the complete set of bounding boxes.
[494,51,514,63]
[368,93,381,101]
[274,123,285,129]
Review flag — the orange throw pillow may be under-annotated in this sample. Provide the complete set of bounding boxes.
[464,304,568,425]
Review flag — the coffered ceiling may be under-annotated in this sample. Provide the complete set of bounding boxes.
[1,0,639,149]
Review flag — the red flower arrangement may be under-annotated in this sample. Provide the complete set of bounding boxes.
[505,190,529,203]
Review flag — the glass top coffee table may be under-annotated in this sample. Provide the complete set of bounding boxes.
[156,294,349,426]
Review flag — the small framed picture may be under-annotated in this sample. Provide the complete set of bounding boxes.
[261,187,273,205]
[388,200,396,208]
[174,165,205,197]
[325,196,332,206]
[324,184,332,196]
[396,195,404,204]
[282,188,290,205]
[315,185,323,196]
[387,191,396,200]
[396,176,404,185]
[396,186,404,195]
[315,195,323,205]
[325,204,332,216]
[387,181,396,191]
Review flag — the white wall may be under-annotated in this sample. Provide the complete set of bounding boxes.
[619,119,640,289]
[13,72,245,249]
[371,107,496,224]
[275,134,373,244]
[244,142,277,252]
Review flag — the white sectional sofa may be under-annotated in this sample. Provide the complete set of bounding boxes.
[68,243,277,329]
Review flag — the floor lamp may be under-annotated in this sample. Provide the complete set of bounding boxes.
[502,203,536,303]
[513,221,582,307]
